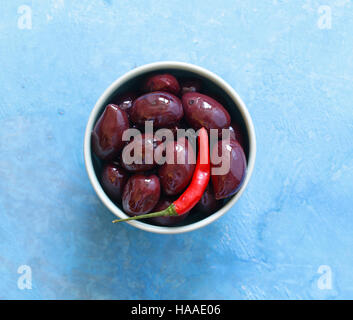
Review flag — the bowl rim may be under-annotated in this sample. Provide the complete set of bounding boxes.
[84,61,256,234]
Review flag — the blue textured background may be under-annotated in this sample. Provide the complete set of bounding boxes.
[1,0,352,299]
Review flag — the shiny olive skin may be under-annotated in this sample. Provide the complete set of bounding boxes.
[211,139,247,200]
[122,174,161,216]
[115,92,137,115]
[142,74,180,95]
[132,123,179,141]
[228,122,245,148]
[130,92,183,128]
[149,197,189,226]
[154,123,184,141]
[91,104,130,160]
[101,162,128,203]
[158,138,196,196]
[166,124,179,139]
[121,133,162,172]
[182,92,231,131]
[180,78,202,95]
[193,184,219,214]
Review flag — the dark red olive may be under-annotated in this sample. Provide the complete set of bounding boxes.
[122,174,161,216]
[115,92,137,115]
[180,78,202,95]
[227,122,245,148]
[157,137,196,196]
[211,139,247,200]
[91,104,130,160]
[120,133,162,172]
[149,197,189,226]
[166,124,180,139]
[193,184,219,214]
[130,92,183,128]
[154,123,184,141]
[171,120,192,139]
[101,162,128,203]
[142,74,180,95]
[182,92,231,131]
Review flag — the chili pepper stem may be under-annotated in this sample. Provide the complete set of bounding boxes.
[112,204,178,223]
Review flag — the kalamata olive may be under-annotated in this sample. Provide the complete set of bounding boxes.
[91,104,130,160]
[155,123,183,141]
[228,122,245,148]
[149,197,190,226]
[115,92,137,115]
[101,162,128,203]
[166,124,179,139]
[121,133,161,172]
[142,74,180,95]
[157,138,196,196]
[182,92,231,131]
[174,120,192,138]
[180,78,202,95]
[122,174,161,216]
[211,139,247,200]
[130,92,183,128]
[193,184,219,214]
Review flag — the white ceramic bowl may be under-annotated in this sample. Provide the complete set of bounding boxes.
[84,61,256,234]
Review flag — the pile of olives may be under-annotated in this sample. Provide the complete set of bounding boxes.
[92,73,247,226]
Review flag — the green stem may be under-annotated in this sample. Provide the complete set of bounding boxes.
[112,204,178,223]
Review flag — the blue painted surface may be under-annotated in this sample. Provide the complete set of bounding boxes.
[0,0,352,299]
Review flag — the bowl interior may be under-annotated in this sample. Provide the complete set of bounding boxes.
[89,66,252,229]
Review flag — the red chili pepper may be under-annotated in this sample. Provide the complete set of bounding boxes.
[112,127,210,223]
